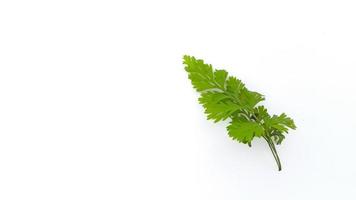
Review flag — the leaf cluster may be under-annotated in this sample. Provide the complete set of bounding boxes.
[184,55,296,146]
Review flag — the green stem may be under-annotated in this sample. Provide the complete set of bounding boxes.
[264,136,282,171]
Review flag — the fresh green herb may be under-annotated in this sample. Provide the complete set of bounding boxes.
[183,55,296,171]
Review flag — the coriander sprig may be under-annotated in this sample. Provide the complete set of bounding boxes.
[184,55,296,171]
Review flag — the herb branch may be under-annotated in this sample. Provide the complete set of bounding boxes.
[183,55,296,171]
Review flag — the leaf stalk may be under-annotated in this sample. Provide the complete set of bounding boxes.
[264,136,282,171]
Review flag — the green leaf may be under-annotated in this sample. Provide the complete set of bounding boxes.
[183,55,215,91]
[214,69,228,89]
[226,76,245,99]
[265,113,296,133]
[227,117,265,144]
[271,131,285,145]
[199,92,240,122]
[253,106,270,122]
[198,91,231,104]
[239,88,265,109]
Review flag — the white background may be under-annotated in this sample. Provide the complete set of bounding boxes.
[1,0,356,199]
